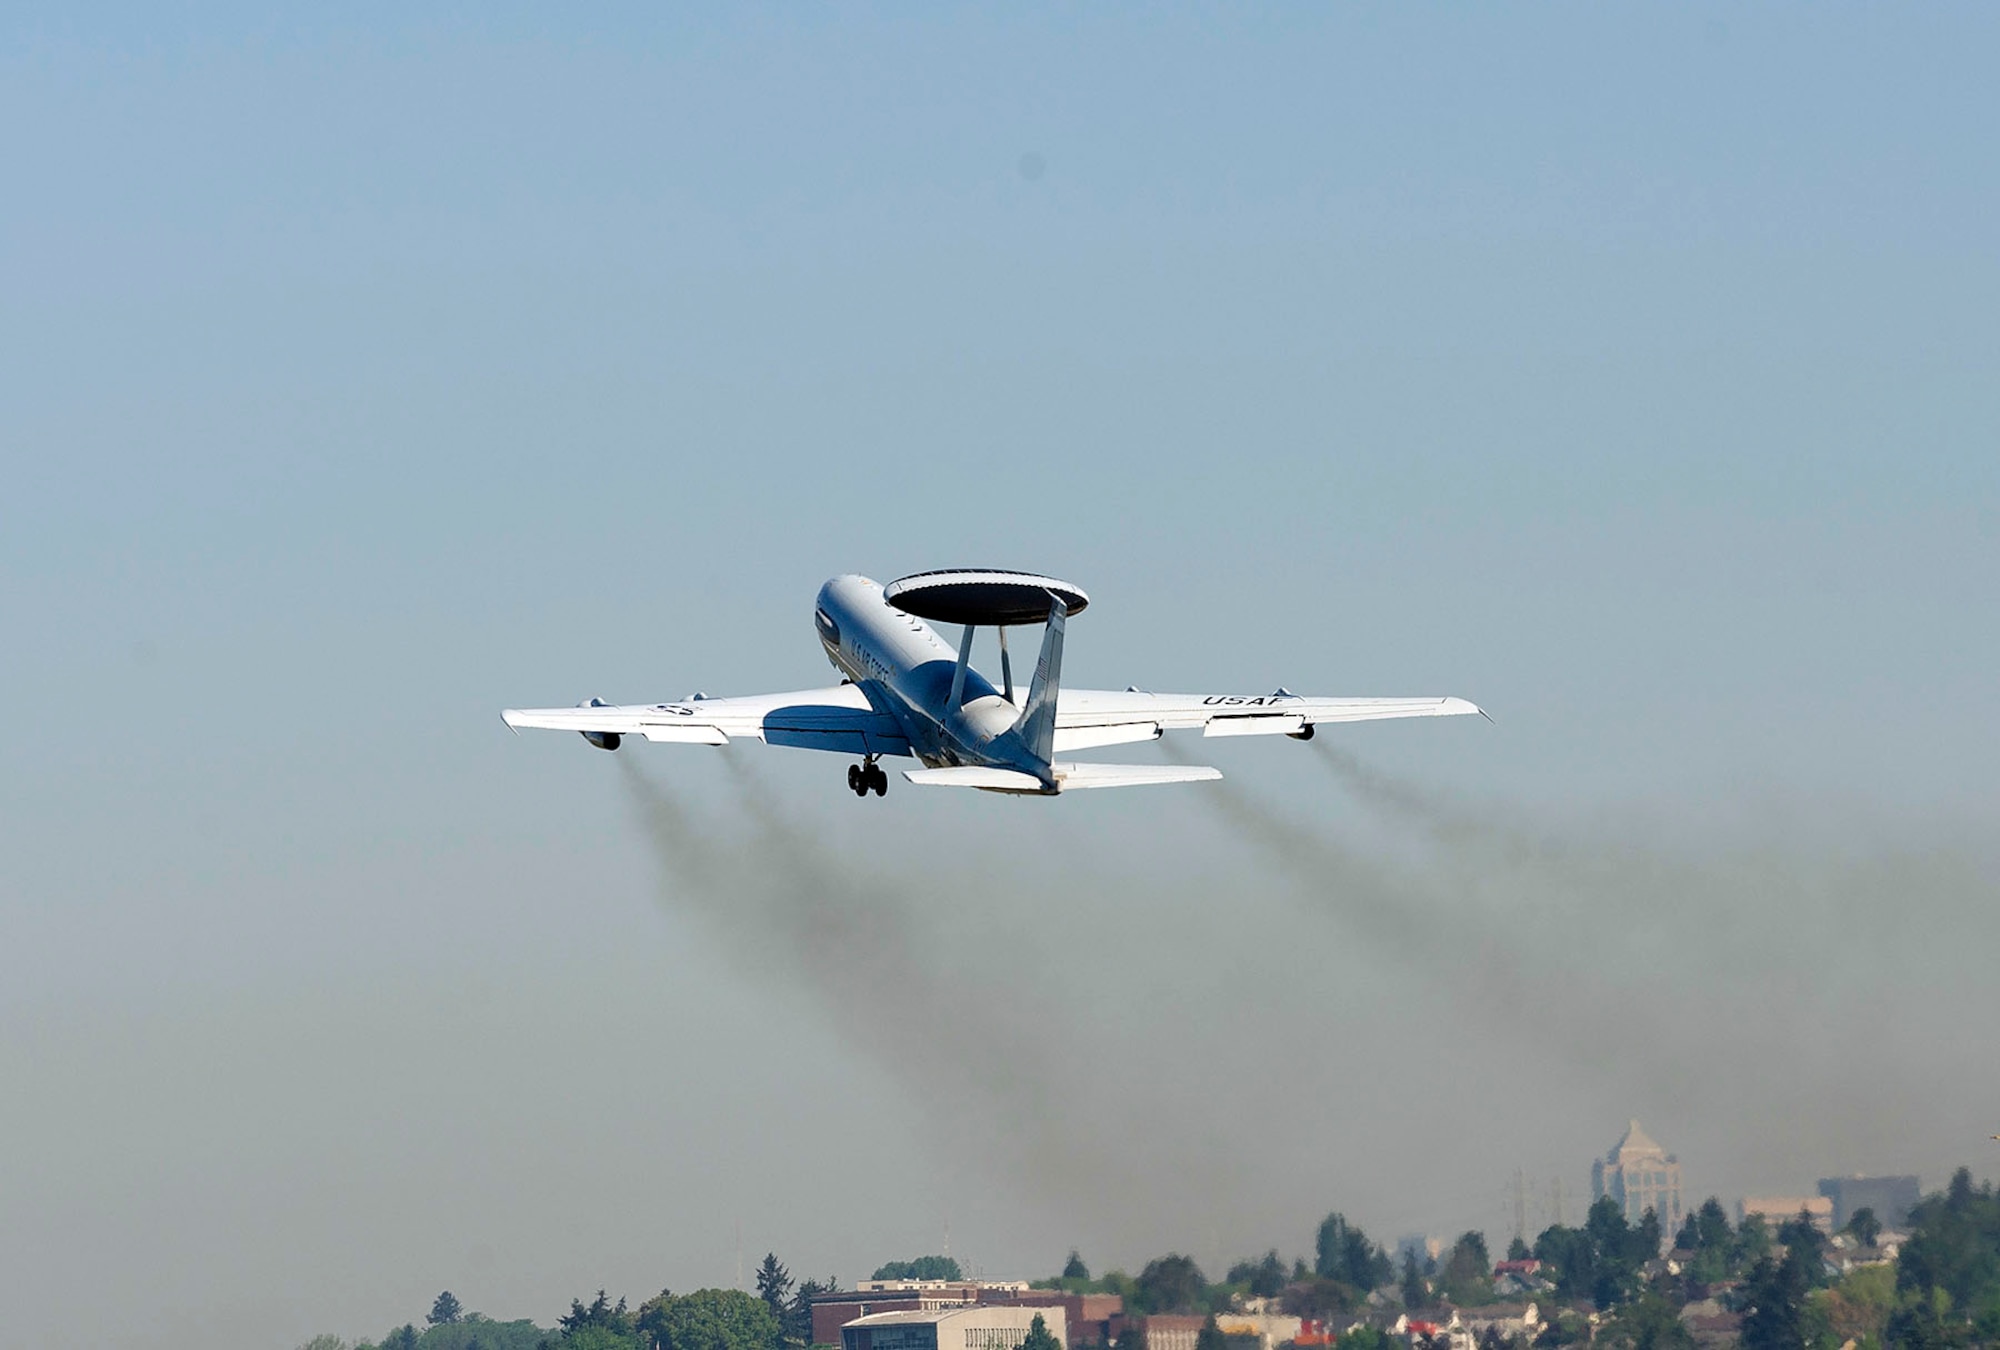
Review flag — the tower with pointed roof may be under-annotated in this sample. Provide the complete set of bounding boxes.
[1591,1120,1683,1243]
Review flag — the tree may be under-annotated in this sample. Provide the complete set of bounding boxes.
[1438,1233,1493,1307]
[1633,1209,1663,1262]
[786,1279,833,1347]
[871,1257,962,1282]
[1401,1248,1428,1310]
[1775,1211,1827,1292]
[1316,1213,1391,1292]
[432,1293,466,1327]
[1136,1255,1207,1314]
[385,1328,421,1350]
[1739,1254,1809,1350]
[1693,1199,1732,1252]
[563,1292,636,1343]
[1194,1317,1227,1350]
[1848,1207,1883,1248]
[1116,1322,1147,1350]
[1598,1292,1693,1350]
[757,1255,794,1322]
[645,1288,781,1350]
[1021,1314,1063,1350]
[1673,1214,1700,1253]
[1281,1277,1359,1319]
[297,1338,350,1350]
[1225,1251,1288,1299]
[1506,1236,1531,1262]
[1064,1252,1091,1282]
[1533,1225,1595,1301]
[1886,1288,1969,1350]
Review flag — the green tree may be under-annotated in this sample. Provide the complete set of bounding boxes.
[386,1328,422,1350]
[784,1279,833,1348]
[1225,1251,1288,1299]
[1194,1317,1227,1350]
[1115,1321,1147,1350]
[757,1256,794,1323]
[1021,1314,1062,1350]
[1598,1292,1693,1350]
[1740,1254,1809,1350]
[1064,1252,1091,1282]
[1438,1233,1492,1307]
[1847,1207,1883,1248]
[647,1289,781,1350]
[432,1293,465,1327]
[1693,1199,1732,1252]
[1281,1277,1359,1319]
[1633,1209,1663,1262]
[1506,1237,1531,1262]
[1885,1288,1967,1350]
[298,1338,350,1350]
[1533,1225,1595,1301]
[1401,1249,1429,1310]
[1775,1211,1828,1292]
[871,1257,963,1282]
[1316,1213,1391,1291]
[1136,1255,1207,1314]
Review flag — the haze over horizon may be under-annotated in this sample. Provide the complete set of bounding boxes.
[3,6,1996,1349]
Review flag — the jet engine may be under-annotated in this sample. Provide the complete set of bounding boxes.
[577,697,621,751]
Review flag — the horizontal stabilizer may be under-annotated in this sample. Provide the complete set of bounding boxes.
[903,762,1221,794]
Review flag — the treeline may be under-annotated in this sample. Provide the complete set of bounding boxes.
[297,1172,2000,1350]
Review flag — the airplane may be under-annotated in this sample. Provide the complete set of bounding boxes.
[501,569,1483,797]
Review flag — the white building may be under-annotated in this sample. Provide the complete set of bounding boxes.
[843,1306,1067,1350]
[1592,1120,1684,1240]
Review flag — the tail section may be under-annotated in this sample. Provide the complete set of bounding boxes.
[1011,594,1068,765]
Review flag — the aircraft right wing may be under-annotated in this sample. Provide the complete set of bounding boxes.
[1050,689,1483,752]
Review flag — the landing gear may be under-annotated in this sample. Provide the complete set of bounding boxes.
[848,757,888,798]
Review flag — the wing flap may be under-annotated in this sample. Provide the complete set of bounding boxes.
[902,762,1222,793]
[1203,714,1307,738]
[1052,721,1161,752]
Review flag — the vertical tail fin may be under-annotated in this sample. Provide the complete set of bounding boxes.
[1011,594,1067,766]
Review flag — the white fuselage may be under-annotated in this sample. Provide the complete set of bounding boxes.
[813,574,1028,770]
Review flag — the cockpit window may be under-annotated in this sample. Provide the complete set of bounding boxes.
[814,607,840,648]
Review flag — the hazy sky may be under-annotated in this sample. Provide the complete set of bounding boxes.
[4,6,1998,1349]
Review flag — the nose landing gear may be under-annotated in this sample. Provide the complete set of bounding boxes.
[848,757,888,798]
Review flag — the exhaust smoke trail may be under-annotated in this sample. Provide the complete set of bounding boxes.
[1276,740,2000,1170]
[1163,741,1684,1087]
[615,753,1256,1232]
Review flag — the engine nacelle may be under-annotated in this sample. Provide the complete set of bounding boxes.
[1288,722,1316,741]
[577,696,620,751]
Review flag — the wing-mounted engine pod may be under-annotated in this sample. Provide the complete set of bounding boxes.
[883,569,1090,626]
[577,696,621,751]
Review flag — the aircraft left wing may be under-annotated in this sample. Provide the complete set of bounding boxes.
[1050,689,1483,752]
[501,686,913,756]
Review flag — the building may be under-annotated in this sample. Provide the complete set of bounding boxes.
[1738,1195,1834,1234]
[1213,1312,1303,1350]
[841,1306,1067,1350]
[1592,1120,1684,1240]
[812,1283,1047,1345]
[981,1291,1124,1346]
[1818,1175,1921,1230]
[1139,1315,1206,1350]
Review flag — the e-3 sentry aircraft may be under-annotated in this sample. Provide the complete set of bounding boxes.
[502,569,1482,797]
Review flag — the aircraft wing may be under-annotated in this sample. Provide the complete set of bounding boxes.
[501,685,913,756]
[1050,689,1483,751]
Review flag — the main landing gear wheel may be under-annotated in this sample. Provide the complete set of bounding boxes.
[848,759,888,798]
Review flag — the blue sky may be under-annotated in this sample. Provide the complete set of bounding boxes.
[3,7,1997,1348]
